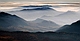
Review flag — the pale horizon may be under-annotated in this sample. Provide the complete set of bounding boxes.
[0,0,80,2]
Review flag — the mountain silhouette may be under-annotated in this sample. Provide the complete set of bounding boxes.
[21,5,52,7]
[56,20,80,33]
[21,7,53,11]
[32,18,60,31]
[0,12,30,31]
[53,11,80,25]
[34,18,60,27]
[0,12,45,32]
[0,12,60,32]
[20,5,54,11]
[55,11,77,17]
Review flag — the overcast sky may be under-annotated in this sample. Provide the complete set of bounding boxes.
[0,0,80,2]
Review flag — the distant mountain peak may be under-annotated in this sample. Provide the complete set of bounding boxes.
[20,5,54,11]
[21,5,52,7]
[65,11,76,14]
[55,10,78,17]
[34,18,53,23]
[33,18,46,23]
[21,7,53,11]
[62,11,77,15]
[35,18,44,21]
[41,15,52,18]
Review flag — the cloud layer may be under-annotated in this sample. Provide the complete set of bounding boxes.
[0,0,80,2]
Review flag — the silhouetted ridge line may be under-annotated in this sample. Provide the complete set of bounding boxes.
[71,20,80,26]
[0,12,60,32]
[21,5,52,7]
[0,12,30,31]
[21,7,53,11]
[0,12,11,16]
[56,20,80,33]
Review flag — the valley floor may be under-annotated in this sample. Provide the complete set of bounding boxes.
[0,31,80,41]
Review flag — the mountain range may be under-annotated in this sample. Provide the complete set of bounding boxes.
[21,7,53,11]
[0,11,80,41]
[8,7,62,21]
[51,11,80,25]
[0,18,80,41]
[21,5,52,7]
[9,5,53,11]
[32,18,60,31]
[20,5,53,11]
[0,12,60,32]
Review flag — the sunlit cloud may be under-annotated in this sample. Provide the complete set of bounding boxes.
[54,7,79,12]
[0,0,80,2]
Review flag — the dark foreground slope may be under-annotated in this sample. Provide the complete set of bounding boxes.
[0,12,30,31]
[56,20,80,33]
[0,31,80,41]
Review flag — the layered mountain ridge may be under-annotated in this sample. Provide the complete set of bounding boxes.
[0,12,60,32]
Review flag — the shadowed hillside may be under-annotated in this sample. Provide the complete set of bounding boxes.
[0,31,80,41]
[56,20,80,33]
